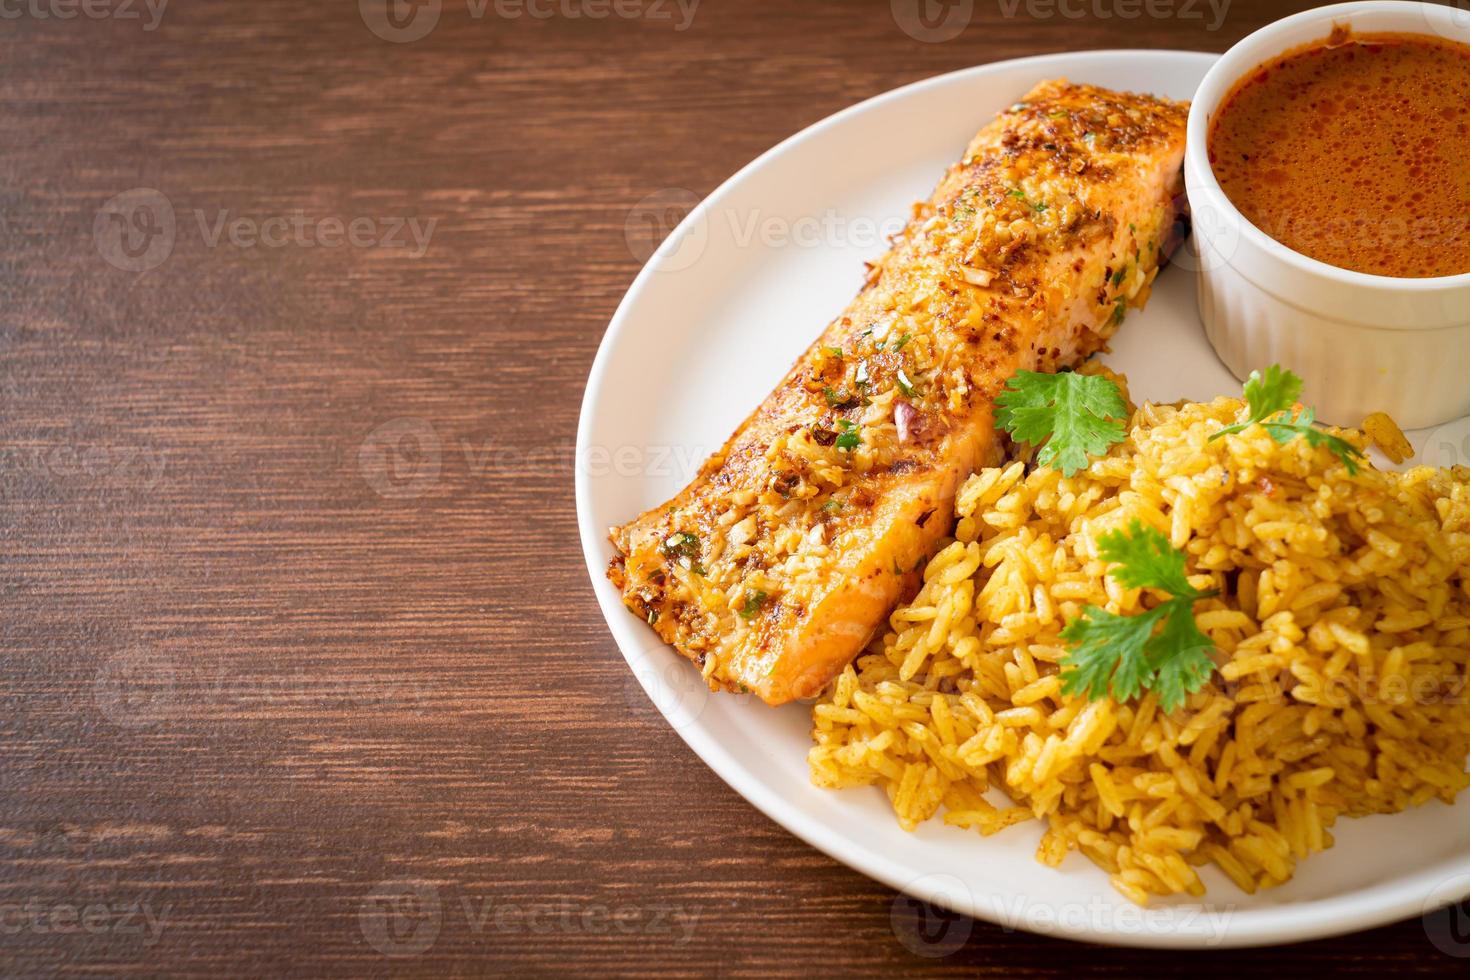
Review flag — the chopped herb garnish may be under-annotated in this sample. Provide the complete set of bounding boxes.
[823,386,852,407]
[892,333,911,352]
[825,346,844,358]
[661,531,700,560]
[1111,264,1128,287]
[1128,222,1137,234]
[1209,365,1365,475]
[1109,301,1126,327]
[739,589,769,619]
[1049,109,1068,120]
[995,369,1129,477]
[1059,521,1218,713]
[835,419,861,452]
[895,368,916,397]
[855,361,870,387]
[661,531,706,574]
[1006,188,1046,212]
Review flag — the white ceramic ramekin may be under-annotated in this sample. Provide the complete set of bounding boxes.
[1185,1,1470,429]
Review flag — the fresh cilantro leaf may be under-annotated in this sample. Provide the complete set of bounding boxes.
[1146,602,1217,712]
[1260,406,1365,474]
[835,419,860,451]
[994,370,1129,476]
[1058,521,1219,713]
[1060,605,1166,704]
[1209,365,1364,474]
[1096,522,1206,599]
[1241,362,1303,422]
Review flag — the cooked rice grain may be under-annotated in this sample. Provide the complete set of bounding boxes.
[808,395,1470,904]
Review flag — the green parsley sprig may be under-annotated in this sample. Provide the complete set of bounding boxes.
[995,370,1129,476]
[1059,521,1218,713]
[1209,365,1364,475]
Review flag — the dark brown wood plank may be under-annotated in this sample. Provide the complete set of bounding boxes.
[1,0,1466,974]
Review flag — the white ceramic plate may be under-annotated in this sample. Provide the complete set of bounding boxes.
[576,50,1470,949]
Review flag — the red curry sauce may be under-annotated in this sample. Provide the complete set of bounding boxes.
[1208,29,1470,279]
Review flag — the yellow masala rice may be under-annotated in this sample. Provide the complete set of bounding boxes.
[808,387,1470,905]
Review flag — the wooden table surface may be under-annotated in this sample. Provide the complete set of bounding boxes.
[3,0,1467,974]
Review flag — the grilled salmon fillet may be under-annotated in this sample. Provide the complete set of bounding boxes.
[608,80,1188,705]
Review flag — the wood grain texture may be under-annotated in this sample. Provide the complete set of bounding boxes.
[1,0,1466,974]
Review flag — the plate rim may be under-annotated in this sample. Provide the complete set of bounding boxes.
[575,48,1470,949]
